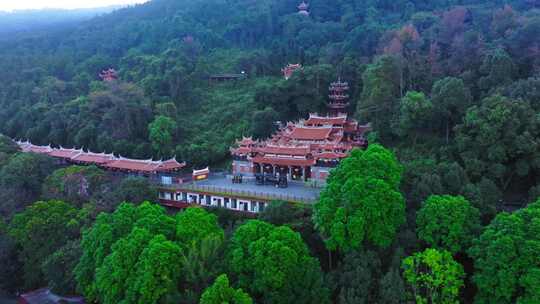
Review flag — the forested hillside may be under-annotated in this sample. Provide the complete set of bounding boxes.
[1,0,540,202]
[1,0,540,303]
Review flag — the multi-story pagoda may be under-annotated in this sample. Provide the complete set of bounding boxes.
[99,68,118,82]
[231,79,370,183]
[298,1,310,16]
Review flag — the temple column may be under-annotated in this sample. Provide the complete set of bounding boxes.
[287,166,291,180]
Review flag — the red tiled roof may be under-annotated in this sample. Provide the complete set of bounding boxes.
[237,137,255,146]
[232,147,253,155]
[15,140,186,173]
[313,152,348,159]
[17,142,53,154]
[252,156,316,167]
[288,127,332,141]
[104,158,185,173]
[256,145,310,156]
[48,148,82,159]
[103,159,162,173]
[159,159,186,171]
[305,114,347,126]
[71,153,115,164]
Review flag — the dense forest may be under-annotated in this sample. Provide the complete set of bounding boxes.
[1,0,540,303]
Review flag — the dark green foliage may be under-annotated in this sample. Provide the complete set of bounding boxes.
[469,199,540,304]
[259,200,302,226]
[431,77,471,142]
[42,240,82,295]
[0,135,19,167]
[106,176,158,207]
[456,95,540,192]
[2,1,540,303]
[0,224,23,293]
[397,91,433,140]
[0,153,55,218]
[42,165,107,207]
[8,200,84,289]
[332,250,381,304]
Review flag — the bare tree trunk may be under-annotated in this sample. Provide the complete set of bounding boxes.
[328,250,332,270]
[446,119,450,145]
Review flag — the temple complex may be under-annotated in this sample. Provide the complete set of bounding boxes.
[231,78,370,183]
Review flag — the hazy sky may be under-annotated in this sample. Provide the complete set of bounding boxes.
[0,0,150,11]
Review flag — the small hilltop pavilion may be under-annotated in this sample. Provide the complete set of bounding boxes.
[298,1,310,16]
[231,78,370,183]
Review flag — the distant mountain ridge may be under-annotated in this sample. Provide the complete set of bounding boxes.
[0,6,126,34]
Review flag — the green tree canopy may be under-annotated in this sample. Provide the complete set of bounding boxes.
[455,95,540,192]
[42,165,107,206]
[200,274,253,304]
[0,153,55,217]
[416,195,481,254]
[8,200,83,289]
[357,55,401,138]
[228,220,329,304]
[397,91,433,140]
[125,234,182,304]
[0,134,19,167]
[176,207,224,248]
[331,250,381,304]
[468,199,540,304]
[148,115,177,157]
[74,202,175,301]
[313,144,405,251]
[41,240,82,295]
[431,77,471,142]
[402,248,465,304]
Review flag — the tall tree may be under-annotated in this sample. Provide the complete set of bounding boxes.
[8,200,83,289]
[416,195,481,254]
[357,55,401,138]
[313,144,405,251]
[396,91,433,141]
[175,207,224,248]
[402,248,465,304]
[228,220,329,304]
[148,115,177,157]
[0,153,55,218]
[455,95,540,192]
[431,77,471,143]
[200,274,253,304]
[469,199,540,304]
[125,235,183,304]
[75,202,175,301]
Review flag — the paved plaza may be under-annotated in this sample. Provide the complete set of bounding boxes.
[168,175,322,203]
